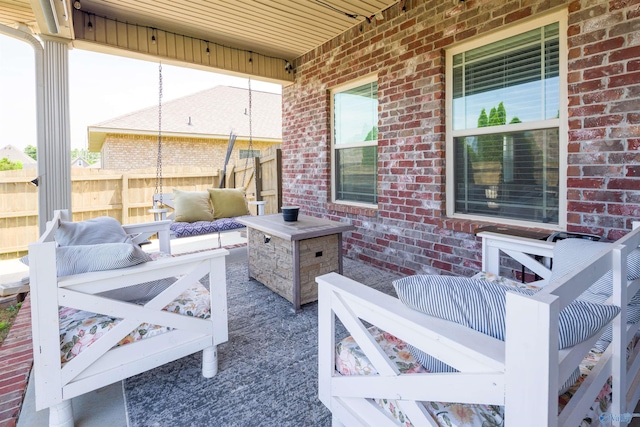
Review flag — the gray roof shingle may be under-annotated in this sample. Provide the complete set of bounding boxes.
[91,86,281,140]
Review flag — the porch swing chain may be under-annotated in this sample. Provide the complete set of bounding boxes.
[241,78,253,189]
[155,63,164,206]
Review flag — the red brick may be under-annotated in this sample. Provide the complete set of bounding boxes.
[569,79,605,94]
[627,166,640,177]
[567,178,606,188]
[583,63,624,80]
[610,46,640,63]
[568,201,607,213]
[610,125,640,138]
[569,104,607,116]
[568,128,607,141]
[584,37,625,56]
[583,115,624,128]
[607,203,640,217]
[569,54,606,72]
[582,89,624,104]
[610,72,640,88]
[608,178,640,190]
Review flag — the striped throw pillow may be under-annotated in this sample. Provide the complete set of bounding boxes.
[53,243,152,276]
[55,216,132,246]
[393,276,619,376]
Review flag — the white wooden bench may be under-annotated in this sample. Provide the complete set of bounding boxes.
[29,210,229,426]
[318,224,640,426]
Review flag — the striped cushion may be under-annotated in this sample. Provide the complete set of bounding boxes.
[53,243,152,276]
[393,276,619,366]
[55,216,132,246]
[549,239,640,305]
[170,217,246,238]
[550,238,640,351]
[594,305,640,352]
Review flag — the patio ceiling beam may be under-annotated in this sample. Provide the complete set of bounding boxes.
[71,9,294,86]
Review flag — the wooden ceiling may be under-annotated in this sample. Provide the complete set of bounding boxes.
[1,0,399,59]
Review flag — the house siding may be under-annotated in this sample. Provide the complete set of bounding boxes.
[101,134,277,170]
[282,0,640,278]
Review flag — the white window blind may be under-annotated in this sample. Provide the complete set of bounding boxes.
[333,80,378,205]
[451,22,561,224]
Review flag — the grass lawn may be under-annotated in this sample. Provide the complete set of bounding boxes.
[0,302,21,345]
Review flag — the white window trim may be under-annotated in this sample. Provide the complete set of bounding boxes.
[445,9,568,230]
[330,73,379,208]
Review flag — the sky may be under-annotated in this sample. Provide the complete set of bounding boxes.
[0,33,282,152]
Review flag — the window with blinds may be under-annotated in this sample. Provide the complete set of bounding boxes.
[449,21,561,225]
[239,149,260,159]
[332,78,378,205]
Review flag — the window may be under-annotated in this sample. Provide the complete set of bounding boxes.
[331,77,378,205]
[446,12,566,226]
[240,149,260,159]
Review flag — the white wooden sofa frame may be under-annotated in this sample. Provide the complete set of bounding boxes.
[318,223,640,427]
[152,192,266,247]
[29,210,229,427]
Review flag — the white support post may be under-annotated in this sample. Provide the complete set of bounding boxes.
[39,36,72,230]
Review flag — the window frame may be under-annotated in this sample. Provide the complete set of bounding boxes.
[239,149,261,159]
[445,9,568,229]
[330,73,379,208]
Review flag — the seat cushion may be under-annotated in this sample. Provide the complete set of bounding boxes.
[59,282,211,364]
[170,218,245,238]
[549,238,640,304]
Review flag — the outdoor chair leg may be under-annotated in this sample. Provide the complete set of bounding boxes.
[49,400,73,427]
[202,345,218,378]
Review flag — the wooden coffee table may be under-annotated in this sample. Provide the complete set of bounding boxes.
[237,213,354,312]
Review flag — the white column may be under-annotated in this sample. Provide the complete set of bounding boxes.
[38,36,72,231]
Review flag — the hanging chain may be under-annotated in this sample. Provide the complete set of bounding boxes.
[155,63,164,205]
[241,78,253,188]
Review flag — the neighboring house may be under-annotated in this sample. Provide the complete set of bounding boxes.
[283,2,640,277]
[88,86,282,171]
[0,144,37,169]
[71,157,90,168]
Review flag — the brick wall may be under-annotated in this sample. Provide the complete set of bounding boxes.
[101,134,278,170]
[283,0,640,278]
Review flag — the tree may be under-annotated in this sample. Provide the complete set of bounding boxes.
[0,158,23,171]
[476,104,505,163]
[24,145,37,161]
[23,146,101,164]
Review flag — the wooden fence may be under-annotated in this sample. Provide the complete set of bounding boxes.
[0,146,281,259]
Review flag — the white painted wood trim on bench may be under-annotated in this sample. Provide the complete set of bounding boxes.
[319,225,640,427]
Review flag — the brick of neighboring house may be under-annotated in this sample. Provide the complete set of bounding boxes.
[282,0,640,278]
[100,134,278,170]
[0,294,32,427]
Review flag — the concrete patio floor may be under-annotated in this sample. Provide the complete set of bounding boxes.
[0,231,248,427]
